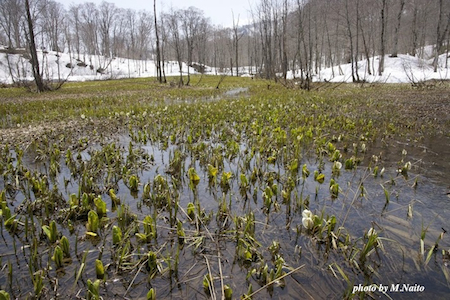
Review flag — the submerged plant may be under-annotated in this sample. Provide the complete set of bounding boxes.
[329,179,340,198]
[207,164,218,185]
[0,290,10,300]
[95,259,105,279]
[187,202,196,221]
[112,225,122,245]
[220,171,233,192]
[32,271,44,299]
[68,193,78,208]
[203,274,212,295]
[398,161,412,177]
[60,236,70,258]
[42,220,58,243]
[87,210,99,236]
[129,175,139,192]
[52,246,64,269]
[94,196,107,216]
[109,189,121,206]
[142,183,151,199]
[137,215,156,242]
[344,157,356,170]
[224,284,233,300]
[359,227,383,265]
[147,251,158,277]
[177,220,185,245]
[86,279,100,300]
[188,167,200,190]
[302,164,310,178]
[147,288,156,300]
[314,170,325,184]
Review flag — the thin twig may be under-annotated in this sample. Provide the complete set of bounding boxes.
[204,255,217,300]
[124,258,148,297]
[218,250,225,300]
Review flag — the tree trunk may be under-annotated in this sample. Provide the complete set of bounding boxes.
[232,12,240,77]
[378,0,387,76]
[345,0,356,82]
[391,0,405,57]
[153,0,163,83]
[433,0,450,72]
[281,0,288,80]
[25,0,46,92]
[411,4,418,57]
[355,0,360,82]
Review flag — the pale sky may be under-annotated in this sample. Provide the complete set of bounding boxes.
[61,0,256,27]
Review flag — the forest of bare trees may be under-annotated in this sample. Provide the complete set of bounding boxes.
[1,0,449,86]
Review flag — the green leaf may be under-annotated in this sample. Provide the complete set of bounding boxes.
[315,173,325,184]
[52,246,64,268]
[87,210,99,233]
[207,164,218,178]
[60,236,70,258]
[224,284,233,300]
[188,167,200,188]
[112,225,122,245]
[147,288,156,300]
[94,196,107,216]
[0,290,10,300]
[95,259,105,279]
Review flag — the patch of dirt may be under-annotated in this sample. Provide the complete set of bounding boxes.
[0,118,123,149]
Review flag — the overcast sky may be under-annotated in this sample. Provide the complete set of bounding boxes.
[61,0,256,27]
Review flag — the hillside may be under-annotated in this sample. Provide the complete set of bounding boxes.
[0,46,206,85]
[1,45,450,85]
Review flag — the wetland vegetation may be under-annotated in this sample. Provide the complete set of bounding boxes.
[0,76,449,299]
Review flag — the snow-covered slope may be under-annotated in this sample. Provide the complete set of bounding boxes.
[0,46,210,84]
[1,44,449,84]
[315,53,450,83]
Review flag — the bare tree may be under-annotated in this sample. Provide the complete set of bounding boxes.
[410,0,420,57]
[166,9,185,85]
[391,0,406,57]
[153,0,163,83]
[280,0,289,80]
[0,0,24,48]
[378,0,387,76]
[256,0,276,80]
[24,0,45,91]
[41,0,65,52]
[180,7,204,85]
[68,4,82,59]
[98,1,117,57]
[79,3,99,58]
[137,11,152,68]
[433,0,450,72]
[345,0,356,82]
[232,11,244,76]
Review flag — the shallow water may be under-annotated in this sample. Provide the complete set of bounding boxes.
[0,131,449,299]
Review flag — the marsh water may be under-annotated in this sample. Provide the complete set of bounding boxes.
[1,83,450,299]
[1,129,449,299]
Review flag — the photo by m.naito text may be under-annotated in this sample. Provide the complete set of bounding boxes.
[352,283,425,294]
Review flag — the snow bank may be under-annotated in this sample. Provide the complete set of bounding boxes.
[1,45,450,84]
[0,47,205,84]
[315,54,450,83]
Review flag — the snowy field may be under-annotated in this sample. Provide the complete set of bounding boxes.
[315,53,450,83]
[1,44,450,84]
[0,46,208,84]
